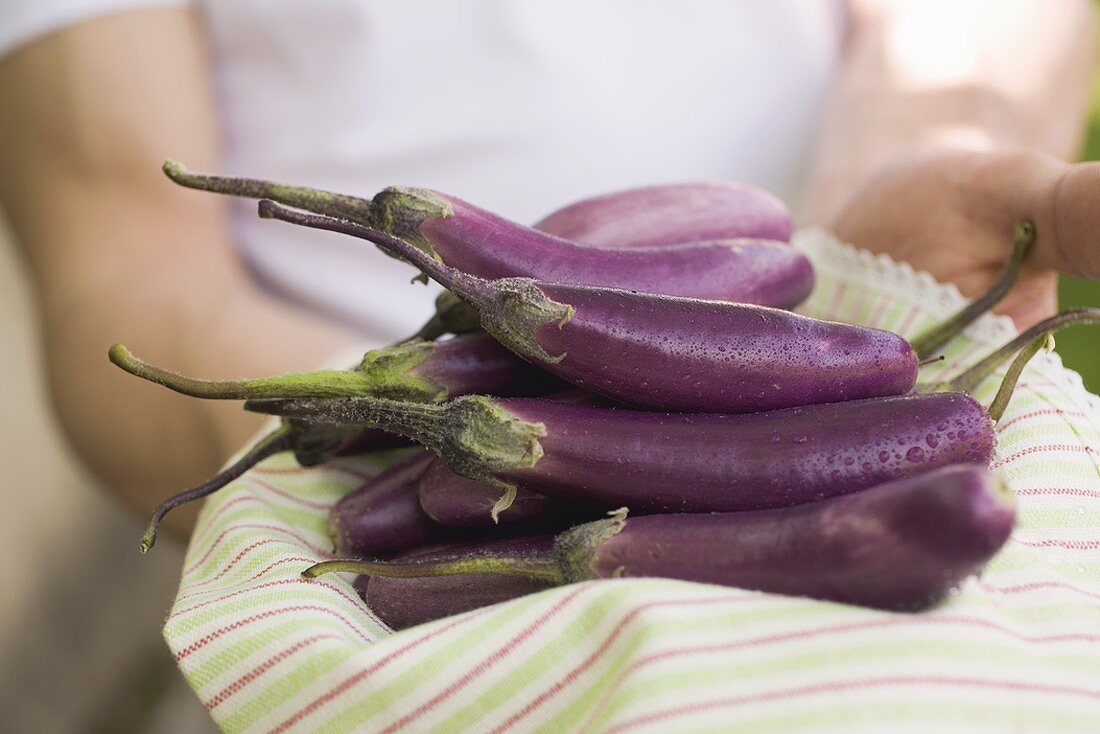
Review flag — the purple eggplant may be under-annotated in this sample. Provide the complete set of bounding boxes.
[362,535,558,630]
[258,202,919,413]
[309,464,1015,613]
[163,161,813,309]
[328,452,449,558]
[382,188,812,307]
[248,390,994,517]
[418,458,566,527]
[533,181,793,247]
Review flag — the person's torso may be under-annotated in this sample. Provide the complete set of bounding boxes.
[199,0,846,341]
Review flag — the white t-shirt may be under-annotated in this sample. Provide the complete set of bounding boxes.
[1,1,846,343]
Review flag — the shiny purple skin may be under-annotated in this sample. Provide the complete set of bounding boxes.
[329,452,448,558]
[499,393,994,513]
[364,536,556,630]
[588,465,1015,611]
[418,457,562,527]
[417,193,813,308]
[412,332,567,397]
[530,282,918,413]
[533,181,794,246]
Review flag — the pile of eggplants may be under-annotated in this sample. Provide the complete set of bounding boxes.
[109,161,1097,630]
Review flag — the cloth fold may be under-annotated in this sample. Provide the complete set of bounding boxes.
[164,229,1100,733]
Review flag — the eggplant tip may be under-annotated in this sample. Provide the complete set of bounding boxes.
[139,524,158,555]
[162,158,186,179]
[107,342,130,367]
[258,199,279,218]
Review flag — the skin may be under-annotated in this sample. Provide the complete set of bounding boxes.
[0,9,356,537]
[802,0,1098,329]
[0,3,1095,537]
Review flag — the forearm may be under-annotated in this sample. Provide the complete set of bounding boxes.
[802,0,1095,226]
[0,8,361,538]
[40,238,357,539]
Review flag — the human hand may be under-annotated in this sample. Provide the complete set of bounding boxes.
[826,149,1100,329]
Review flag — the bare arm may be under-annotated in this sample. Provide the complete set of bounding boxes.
[0,8,359,538]
[804,0,1095,224]
[801,0,1098,328]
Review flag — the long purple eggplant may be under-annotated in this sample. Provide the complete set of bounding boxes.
[258,202,919,413]
[310,464,1015,613]
[248,390,994,517]
[328,452,451,558]
[362,535,558,630]
[376,188,812,307]
[163,161,813,308]
[533,181,793,247]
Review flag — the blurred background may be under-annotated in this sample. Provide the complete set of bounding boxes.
[0,215,214,731]
[1,18,1099,734]
[1054,62,1100,383]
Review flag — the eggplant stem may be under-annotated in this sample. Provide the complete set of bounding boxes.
[940,308,1100,395]
[490,482,519,523]
[258,199,496,307]
[406,314,448,344]
[987,335,1050,422]
[246,394,445,433]
[246,394,546,508]
[403,291,482,344]
[301,555,564,583]
[140,427,294,553]
[910,220,1035,358]
[109,343,385,400]
[163,159,372,225]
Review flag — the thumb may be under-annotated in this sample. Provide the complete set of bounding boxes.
[1031,160,1100,279]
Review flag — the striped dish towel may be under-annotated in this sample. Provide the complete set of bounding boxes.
[164,229,1100,733]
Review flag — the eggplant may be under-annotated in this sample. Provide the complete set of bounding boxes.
[163,161,813,309]
[374,187,813,308]
[328,452,449,558]
[312,464,1015,614]
[331,454,589,562]
[533,181,793,247]
[258,202,921,413]
[249,390,995,518]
